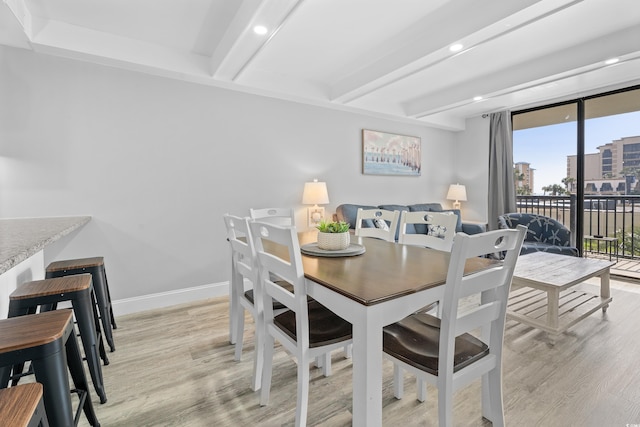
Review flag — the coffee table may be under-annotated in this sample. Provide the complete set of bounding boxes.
[507,251,613,344]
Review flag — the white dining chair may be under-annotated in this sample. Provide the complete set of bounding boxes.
[250,207,295,226]
[249,221,353,427]
[227,207,293,345]
[354,208,400,242]
[251,206,352,363]
[224,214,291,390]
[398,211,458,252]
[382,225,526,427]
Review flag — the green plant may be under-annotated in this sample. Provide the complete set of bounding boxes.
[316,220,350,233]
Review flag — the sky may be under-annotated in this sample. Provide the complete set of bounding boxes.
[513,111,640,194]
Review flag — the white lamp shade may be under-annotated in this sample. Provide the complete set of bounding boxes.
[302,180,329,205]
[446,183,467,202]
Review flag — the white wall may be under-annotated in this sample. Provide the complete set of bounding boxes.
[0,45,473,312]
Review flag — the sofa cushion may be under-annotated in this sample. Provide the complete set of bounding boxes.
[408,203,443,213]
[407,204,463,233]
[335,204,378,229]
[521,242,580,257]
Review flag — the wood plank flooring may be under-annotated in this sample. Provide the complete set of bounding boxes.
[77,278,640,426]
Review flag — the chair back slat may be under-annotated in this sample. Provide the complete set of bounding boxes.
[458,267,511,299]
[398,211,458,251]
[454,300,502,336]
[224,214,258,298]
[250,207,295,227]
[249,221,310,347]
[438,225,526,384]
[354,208,400,242]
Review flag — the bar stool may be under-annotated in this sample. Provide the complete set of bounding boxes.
[9,275,107,404]
[46,257,116,352]
[0,310,100,427]
[0,383,49,427]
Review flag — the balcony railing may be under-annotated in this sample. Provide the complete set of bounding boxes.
[516,194,640,260]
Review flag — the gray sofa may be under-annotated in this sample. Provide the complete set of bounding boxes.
[335,203,485,240]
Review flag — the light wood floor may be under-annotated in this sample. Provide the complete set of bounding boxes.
[76,278,640,427]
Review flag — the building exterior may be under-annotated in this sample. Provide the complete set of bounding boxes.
[567,135,640,194]
[514,162,534,194]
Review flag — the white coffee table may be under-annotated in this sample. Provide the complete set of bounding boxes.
[507,251,613,344]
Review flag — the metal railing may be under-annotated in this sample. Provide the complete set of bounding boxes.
[516,195,640,259]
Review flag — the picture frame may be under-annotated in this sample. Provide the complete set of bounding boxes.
[362,129,421,176]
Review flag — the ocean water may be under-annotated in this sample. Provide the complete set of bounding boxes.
[363,161,420,176]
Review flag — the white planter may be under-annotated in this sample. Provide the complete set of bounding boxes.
[317,231,350,251]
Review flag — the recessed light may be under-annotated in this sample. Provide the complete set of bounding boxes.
[604,58,619,65]
[253,25,268,35]
[473,96,483,101]
[449,43,463,53]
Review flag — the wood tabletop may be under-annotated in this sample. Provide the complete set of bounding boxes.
[298,232,494,306]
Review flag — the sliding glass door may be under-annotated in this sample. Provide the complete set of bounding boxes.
[512,85,640,267]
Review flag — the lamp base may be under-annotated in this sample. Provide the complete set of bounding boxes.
[452,201,461,210]
[308,206,325,227]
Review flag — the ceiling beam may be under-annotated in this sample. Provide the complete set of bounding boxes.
[404,25,640,117]
[329,0,571,103]
[210,0,302,81]
[208,0,266,77]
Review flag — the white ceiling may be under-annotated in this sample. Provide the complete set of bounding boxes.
[2,0,639,130]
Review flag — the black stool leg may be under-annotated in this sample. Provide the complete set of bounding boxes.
[32,349,75,427]
[71,290,107,404]
[91,292,109,366]
[65,330,100,427]
[7,304,36,387]
[34,392,50,427]
[0,366,11,388]
[102,267,117,330]
[91,268,115,351]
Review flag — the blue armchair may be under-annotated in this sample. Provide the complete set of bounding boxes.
[498,213,579,256]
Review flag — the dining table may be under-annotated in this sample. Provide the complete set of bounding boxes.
[297,231,495,427]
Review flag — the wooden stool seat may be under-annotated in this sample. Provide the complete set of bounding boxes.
[0,383,49,427]
[0,310,100,426]
[46,257,104,273]
[11,275,92,300]
[46,257,116,352]
[9,275,108,404]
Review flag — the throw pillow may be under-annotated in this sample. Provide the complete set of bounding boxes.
[427,224,448,238]
[373,218,389,231]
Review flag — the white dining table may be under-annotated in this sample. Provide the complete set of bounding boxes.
[299,233,495,426]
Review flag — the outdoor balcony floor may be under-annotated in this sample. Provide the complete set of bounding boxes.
[585,252,640,280]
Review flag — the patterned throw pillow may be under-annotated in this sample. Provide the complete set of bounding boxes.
[427,224,447,238]
[373,218,389,231]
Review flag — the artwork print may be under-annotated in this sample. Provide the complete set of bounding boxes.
[362,129,421,176]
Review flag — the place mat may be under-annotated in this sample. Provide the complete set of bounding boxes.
[300,242,366,257]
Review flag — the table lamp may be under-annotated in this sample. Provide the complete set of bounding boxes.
[302,179,329,227]
[446,183,467,210]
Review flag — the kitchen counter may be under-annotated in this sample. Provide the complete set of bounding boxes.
[0,216,91,274]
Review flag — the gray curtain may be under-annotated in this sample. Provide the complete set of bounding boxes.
[488,111,516,230]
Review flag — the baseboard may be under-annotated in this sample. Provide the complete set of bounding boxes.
[111,281,229,316]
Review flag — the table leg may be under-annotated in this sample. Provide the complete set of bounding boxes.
[601,268,611,313]
[351,313,383,427]
[547,289,560,344]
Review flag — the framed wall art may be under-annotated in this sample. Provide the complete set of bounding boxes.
[362,129,421,176]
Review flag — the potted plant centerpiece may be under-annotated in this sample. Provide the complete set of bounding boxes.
[316,220,351,250]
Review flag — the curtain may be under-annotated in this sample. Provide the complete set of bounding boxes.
[488,111,516,230]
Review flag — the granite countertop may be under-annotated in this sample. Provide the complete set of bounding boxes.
[0,216,91,275]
